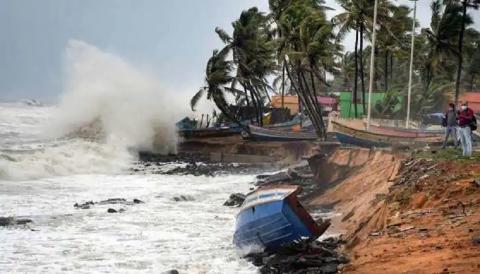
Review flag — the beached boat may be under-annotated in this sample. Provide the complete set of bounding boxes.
[178,126,239,138]
[332,121,443,148]
[246,125,318,141]
[264,116,301,129]
[369,124,443,138]
[233,185,327,251]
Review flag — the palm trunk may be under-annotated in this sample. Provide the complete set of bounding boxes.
[353,28,359,118]
[390,53,394,86]
[471,74,476,91]
[306,70,326,138]
[455,1,467,105]
[248,88,259,125]
[213,97,241,126]
[359,23,366,114]
[384,50,389,92]
[299,70,325,138]
[287,62,325,139]
[252,85,264,126]
[240,83,252,122]
[281,61,286,108]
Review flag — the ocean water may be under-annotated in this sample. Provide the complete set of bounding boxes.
[0,102,257,273]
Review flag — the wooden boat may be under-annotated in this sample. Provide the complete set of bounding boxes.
[177,126,239,138]
[332,121,443,148]
[369,124,443,138]
[233,185,327,251]
[246,125,318,141]
[264,117,301,129]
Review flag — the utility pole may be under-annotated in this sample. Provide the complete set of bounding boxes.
[366,0,379,130]
[406,0,417,128]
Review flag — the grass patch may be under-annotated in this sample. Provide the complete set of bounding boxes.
[415,148,480,163]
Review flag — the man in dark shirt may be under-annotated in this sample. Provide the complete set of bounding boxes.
[457,103,474,156]
[442,103,458,148]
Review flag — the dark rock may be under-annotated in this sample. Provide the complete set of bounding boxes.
[247,237,346,274]
[473,237,480,245]
[107,208,118,213]
[0,217,13,226]
[256,172,291,186]
[133,199,144,204]
[223,193,246,207]
[15,219,33,225]
[162,270,179,274]
[0,217,32,227]
[74,201,94,209]
[99,198,128,205]
[172,195,195,202]
[318,263,338,274]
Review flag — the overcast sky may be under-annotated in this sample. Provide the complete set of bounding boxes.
[0,0,479,101]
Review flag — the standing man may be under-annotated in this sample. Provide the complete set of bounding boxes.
[457,103,474,157]
[442,103,458,149]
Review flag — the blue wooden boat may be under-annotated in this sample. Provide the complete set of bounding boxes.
[233,185,327,251]
[245,125,318,141]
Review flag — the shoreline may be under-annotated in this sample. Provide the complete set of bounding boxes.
[163,138,480,273]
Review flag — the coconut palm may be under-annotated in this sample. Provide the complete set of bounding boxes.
[450,0,480,104]
[274,0,339,139]
[215,7,276,125]
[190,49,239,123]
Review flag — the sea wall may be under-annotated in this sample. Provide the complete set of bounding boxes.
[178,135,318,166]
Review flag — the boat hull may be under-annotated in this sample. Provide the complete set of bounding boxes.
[178,127,238,138]
[233,187,320,250]
[369,124,443,138]
[335,131,389,148]
[247,125,318,142]
[332,121,443,148]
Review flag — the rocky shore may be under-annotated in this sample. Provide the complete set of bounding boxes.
[134,151,277,176]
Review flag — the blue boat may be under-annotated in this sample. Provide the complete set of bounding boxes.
[245,125,318,141]
[233,186,327,251]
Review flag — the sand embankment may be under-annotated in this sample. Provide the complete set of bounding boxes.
[307,147,480,273]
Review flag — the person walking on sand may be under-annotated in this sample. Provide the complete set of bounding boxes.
[457,103,474,157]
[442,103,458,149]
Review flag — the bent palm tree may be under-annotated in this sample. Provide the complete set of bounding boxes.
[190,49,239,124]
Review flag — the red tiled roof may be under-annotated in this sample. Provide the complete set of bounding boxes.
[460,92,480,103]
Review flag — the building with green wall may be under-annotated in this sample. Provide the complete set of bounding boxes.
[339,91,404,118]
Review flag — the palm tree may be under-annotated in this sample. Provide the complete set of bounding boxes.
[376,4,412,92]
[451,0,479,104]
[275,0,339,139]
[334,0,362,117]
[215,7,276,126]
[334,0,394,116]
[190,49,239,124]
[411,0,465,115]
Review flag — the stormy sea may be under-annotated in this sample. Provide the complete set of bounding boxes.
[0,41,257,273]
